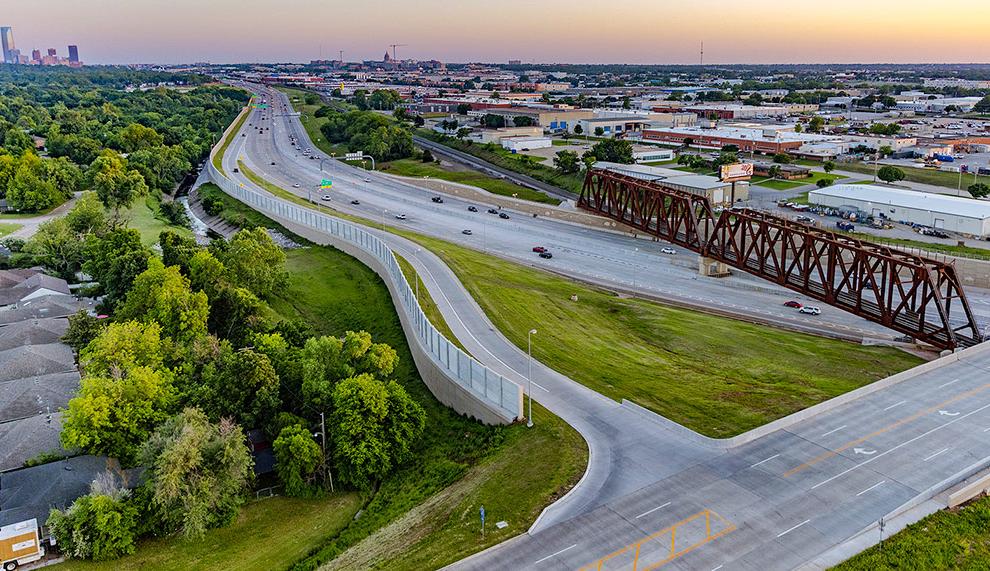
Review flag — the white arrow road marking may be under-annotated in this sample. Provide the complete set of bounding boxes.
[853,447,877,455]
[938,410,960,417]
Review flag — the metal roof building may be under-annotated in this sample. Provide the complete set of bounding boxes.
[808,184,990,237]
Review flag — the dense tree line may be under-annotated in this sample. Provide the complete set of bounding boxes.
[317,107,414,162]
[0,68,247,212]
[35,194,425,560]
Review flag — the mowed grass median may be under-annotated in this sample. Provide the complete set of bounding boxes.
[397,234,924,438]
[382,158,561,205]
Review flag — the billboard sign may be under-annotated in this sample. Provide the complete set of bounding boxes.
[720,163,754,182]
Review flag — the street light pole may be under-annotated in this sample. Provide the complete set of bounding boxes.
[382,208,388,231]
[319,412,334,493]
[527,329,537,428]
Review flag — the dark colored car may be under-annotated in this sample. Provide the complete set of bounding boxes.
[468,206,478,212]
[431,196,444,203]
[539,251,553,259]
[499,212,510,219]
[271,161,276,165]
[350,199,360,205]
[487,208,499,214]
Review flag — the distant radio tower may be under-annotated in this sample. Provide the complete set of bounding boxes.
[700,40,704,67]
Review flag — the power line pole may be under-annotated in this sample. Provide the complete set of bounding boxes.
[320,412,334,493]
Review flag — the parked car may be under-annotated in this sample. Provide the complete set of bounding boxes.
[539,251,553,259]
[532,246,547,253]
[394,214,407,220]
[799,306,822,315]
[350,199,360,205]
[462,229,473,235]
[836,221,855,231]
[468,205,478,212]
[660,247,676,255]
[796,215,814,223]
[431,196,444,203]
[499,212,510,219]
[784,300,803,308]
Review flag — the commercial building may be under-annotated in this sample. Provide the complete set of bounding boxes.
[470,106,594,132]
[68,45,78,63]
[641,126,839,154]
[0,27,15,64]
[468,126,542,144]
[652,103,789,119]
[752,162,811,180]
[594,162,749,205]
[841,134,918,152]
[632,148,675,163]
[808,184,990,237]
[500,135,552,152]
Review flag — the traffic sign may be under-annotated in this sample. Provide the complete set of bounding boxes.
[344,152,363,160]
[320,179,333,189]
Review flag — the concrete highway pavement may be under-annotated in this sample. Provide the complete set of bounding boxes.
[218,87,990,570]
[235,84,990,343]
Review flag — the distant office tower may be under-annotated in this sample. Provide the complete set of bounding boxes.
[68,45,78,62]
[31,49,40,62]
[47,48,56,57]
[0,27,15,64]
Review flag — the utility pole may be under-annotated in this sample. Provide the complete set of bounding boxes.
[527,329,537,427]
[320,412,334,493]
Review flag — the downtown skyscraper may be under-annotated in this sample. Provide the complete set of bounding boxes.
[1,27,16,64]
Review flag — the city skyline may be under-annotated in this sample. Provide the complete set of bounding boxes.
[3,0,990,65]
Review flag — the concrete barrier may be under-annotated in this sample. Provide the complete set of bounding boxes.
[207,129,523,425]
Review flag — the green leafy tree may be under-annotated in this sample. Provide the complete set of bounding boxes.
[822,160,836,174]
[330,375,425,488]
[772,153,792,164]
[877,165,906,184]
[25,217,84,278]
[62,310,107,352]
[590,139,634,164]
[480,114,506,128]
[7,152,59,212]
[4,128,35,155]
[115,123,164,153]
[594,126,605,137]
[573,124,583,136]
[140,408,253,539]
[968,182,990,198]
[456,103,471,115]
[61,365,175,463]
[816,177,834,188]
[300,331,399,410]
[117,257,210,345]
[513,115,535,127]
[88,151,149,222]
[83,228,151,309]
[223,227,287,299]
[808,116,825,133]
[196,344,281,429]
[420,149,434,163]
[65,192,108,235]
[47,475,139,562]
[553,150,580,174]
[273,424,323,497]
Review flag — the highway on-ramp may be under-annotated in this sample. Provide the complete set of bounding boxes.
[218,85,990,570]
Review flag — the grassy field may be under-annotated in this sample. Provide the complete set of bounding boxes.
[195,182,586,570]
[833,495,990,570]
[839,161,989,191]
[212,106,250,175]
[845,232,990,259]
[382,158,561,205]
[123,194,194,246]
[751,171,846,191]
[0,222,22,237]
[55,494,363,571]
[394,233,924,438]
[395,253,469,354]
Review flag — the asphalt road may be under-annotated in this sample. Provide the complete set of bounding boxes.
[220,85,990,570]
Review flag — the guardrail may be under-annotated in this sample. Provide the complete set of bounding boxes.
[205,158,522,424]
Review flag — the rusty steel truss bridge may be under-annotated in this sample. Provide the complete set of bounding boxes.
[579,168,984,351]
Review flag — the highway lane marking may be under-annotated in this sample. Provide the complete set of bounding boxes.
[785,382,990,478]
[811,402,990,490]
[883,400,907,411]
[712,566,723,571]
[856,480,886,496]
[531,380,550,393]
[820,425,847,438]
[924,447,951,462]
[776,519,811,538]
[940,378,962,388]
[635,502,671,519]
[750,454,780,468]
[533,544,577,565]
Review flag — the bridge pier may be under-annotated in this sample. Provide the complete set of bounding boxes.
[699,256,731,278]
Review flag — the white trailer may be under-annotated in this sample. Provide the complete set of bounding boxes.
[1,519,44,571]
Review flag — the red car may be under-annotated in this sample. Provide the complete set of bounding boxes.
[532,246,547,253]
[783,300,803,308]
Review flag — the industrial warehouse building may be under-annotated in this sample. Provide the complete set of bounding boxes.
[594,162,749,205]
[808,184,990,237]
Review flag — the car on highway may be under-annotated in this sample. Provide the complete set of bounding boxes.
[292,183,300,188]
[321,195,331,201]
[462,229,473,235]
[783,300,803,308]
[532,246,547,253]
[498,212,510,219]
[538,251,553,259]
[468,205,478,212]
[394,214,407,220]
[431,196,444,203]
[799,306,822,315]
[270,161,276,165]
[233,167,239,173]
[660,247,676,255]
[241,133,246,137]
[364,178,371,183]
[487,208,499,214]
[350,199,360,205]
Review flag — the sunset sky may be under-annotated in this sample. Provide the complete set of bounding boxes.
[6,0,990,65]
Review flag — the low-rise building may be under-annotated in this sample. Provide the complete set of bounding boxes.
[752,162,811,180]
[501,135,552,152]
[641,126,839,155]
[652,103,789,119]
[594,162,749,205]
[633,148,675,163]
[808,184,990,237]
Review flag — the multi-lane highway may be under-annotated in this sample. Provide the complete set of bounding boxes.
[217,85,990,570]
